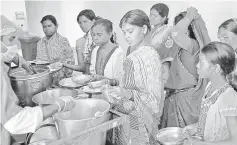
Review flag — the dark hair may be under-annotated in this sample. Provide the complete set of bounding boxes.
[174,12,196,40]
[201,41,237,90]
[95,16,103,21]
[151,3,169,24]
[77,9,96,23]
[219,18,237,35]
[92,19,116,44]
[119,9,151,34]
[40,15,58,26]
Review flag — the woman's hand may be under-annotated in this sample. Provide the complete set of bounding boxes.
[54,96,76,112]
[21,60,37,75]
[101,86,122,103]
[49,62,63,69]
[91,74,106,81]
[186,7,200,20]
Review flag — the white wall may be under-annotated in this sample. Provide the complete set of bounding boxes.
[1,0,28,31]
[25,0,85,47]
[84,1,237,50]
[25,1,63,37]
[24,1,237,49]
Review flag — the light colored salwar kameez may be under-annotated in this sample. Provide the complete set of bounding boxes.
[196,82,237,141]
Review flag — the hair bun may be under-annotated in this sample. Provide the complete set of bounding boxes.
[227,72,237,91]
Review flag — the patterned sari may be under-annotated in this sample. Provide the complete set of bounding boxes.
[149,25,173,59]
[112,45,164,145]
[36,32,74,85]
[160,16,211,128]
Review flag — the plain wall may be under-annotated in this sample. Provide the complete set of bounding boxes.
[24,1,237,50]
[1,0,28,31]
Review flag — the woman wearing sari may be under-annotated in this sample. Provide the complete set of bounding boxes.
[36,15,74,85]
[183,42,237,145]
[161,7,211,128]
[149,3,172,57]
[218,18,237,90]
[104,9,163,145]
[89,19,125,85]
[148,3,173,85]
[218,18,237,51]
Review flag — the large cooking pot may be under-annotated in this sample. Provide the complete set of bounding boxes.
[54,99,110,145]
[9,65,53,107]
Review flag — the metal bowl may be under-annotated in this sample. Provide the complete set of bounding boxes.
[32,88,78,107]
[157,127,185,145]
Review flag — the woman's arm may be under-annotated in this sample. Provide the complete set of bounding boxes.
[35,40,44,61]
[63,48,85,72]
[105,86,135,114]
[63,39,75,64]
[63,38,86,72]
[3,96,74,134]
[108,48,126,86]
[171,7,198,53]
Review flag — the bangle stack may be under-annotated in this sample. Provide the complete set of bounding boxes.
[109,79,119,86]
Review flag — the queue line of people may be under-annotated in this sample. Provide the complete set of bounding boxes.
[1,2,237,145]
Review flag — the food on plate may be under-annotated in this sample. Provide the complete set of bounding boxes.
[72,74,92,84]
[88,80,106,89]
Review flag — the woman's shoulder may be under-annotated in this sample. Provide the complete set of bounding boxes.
[76,37,86,50]
[56,33,69,42]
[76,37,86,44]
[131,45,160,60]
[216,87,237,116]
[115,45,125,53]
[141,45,158,53]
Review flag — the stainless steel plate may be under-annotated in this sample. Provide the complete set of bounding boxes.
[157,127,185,145]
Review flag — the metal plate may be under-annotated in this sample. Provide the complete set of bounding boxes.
[81,85,101,94]
[156,127,185,145]
[59,77,83,89]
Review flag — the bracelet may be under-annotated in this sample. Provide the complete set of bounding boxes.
[109,79,119,86]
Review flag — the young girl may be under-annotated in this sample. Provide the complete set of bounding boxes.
[184,41,237,145]
[104,9,163,145]
[63,9,97,74]
[90,19,125,85]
